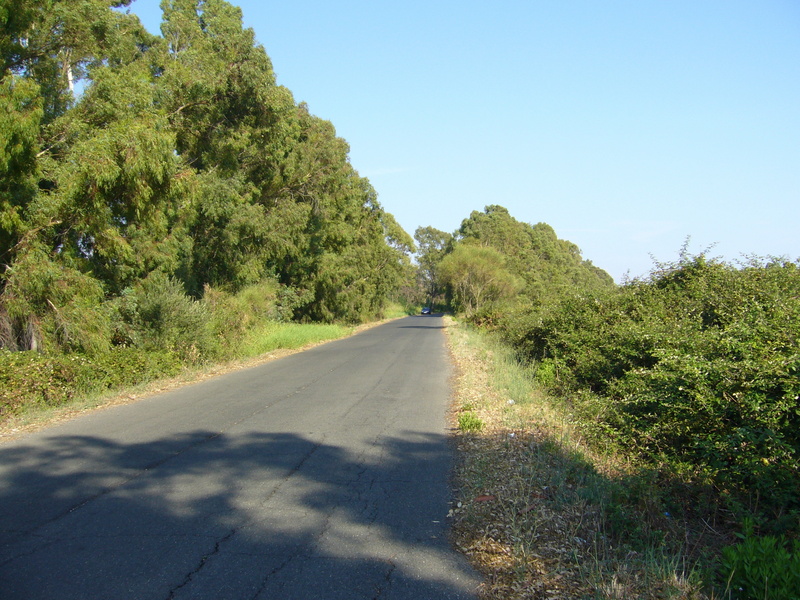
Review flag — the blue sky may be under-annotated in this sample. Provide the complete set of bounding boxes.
[127,0,800,282]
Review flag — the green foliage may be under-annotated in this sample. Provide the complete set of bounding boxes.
[458,410,485,432]
[0,350,86,415]
[721,522,800,600]
[534,358,558,388]
[0,347,182,419]
[439,243,521,317]
[1,0,413,366]
[201,278,306,356]
[418,205,614,319]
[116,271,213,361]
[455,205,614,305]
[1,245,112,354]
[504,254,800,532]
[0,75,42,263]
[238,322,349,358]
[414,225,452,305]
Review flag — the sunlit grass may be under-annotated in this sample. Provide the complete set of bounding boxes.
[381,300,417,319]
[238,322,352,357]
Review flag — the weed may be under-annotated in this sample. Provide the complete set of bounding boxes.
[458,411,485,432]
[238,322,350,358]
[719,520,800,600]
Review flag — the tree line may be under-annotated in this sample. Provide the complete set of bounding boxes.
[1,0,413,356]
[413,204,614,319]
[2,1,617,422]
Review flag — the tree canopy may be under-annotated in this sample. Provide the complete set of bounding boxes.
[1,0,414,355]
[414,205,614,319]
[438,244,520,317]
[457,205,613,302]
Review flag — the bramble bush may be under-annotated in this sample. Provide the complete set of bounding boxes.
[0,348,182,419]
[502,255,800,533]
[114,271,215,362]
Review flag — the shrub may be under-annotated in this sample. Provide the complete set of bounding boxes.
[458,411,485,432]
[0,347,182,419]
[202,279,306,358]
[0,350,86,416]
[534,358,558,388]
[1,245,113,354]
[117,271,214,361]
[720,523,800,600]
[502,255,800,532]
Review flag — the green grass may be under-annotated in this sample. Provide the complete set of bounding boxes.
[238,322,352,357]
[381,300,417,319]
[457,411,485,432]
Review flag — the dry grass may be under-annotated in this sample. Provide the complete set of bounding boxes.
[444,317,717,599]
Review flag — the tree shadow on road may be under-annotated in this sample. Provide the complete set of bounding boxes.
[0,429,480,599]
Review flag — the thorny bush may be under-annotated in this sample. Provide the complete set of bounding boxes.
[501,255,800,535]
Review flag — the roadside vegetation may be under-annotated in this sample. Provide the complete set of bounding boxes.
[4,3,798,597]
[447,319,710,598]
[0,278,354,429]
[438,235,800,598]
[1,1,415,424]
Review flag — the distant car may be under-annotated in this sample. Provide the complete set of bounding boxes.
[421,307,432,315]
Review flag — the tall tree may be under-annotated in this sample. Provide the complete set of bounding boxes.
[457,205,614,303]
[414,226,451,305]
[438,244,520,317]
[157,0,304,293]
[2,0,144,123]
[275,108,413,321]
[0,75,42,268]
[1,0,415,355]
[22,7,194,295]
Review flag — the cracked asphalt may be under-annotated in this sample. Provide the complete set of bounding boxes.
[0,315,480,599]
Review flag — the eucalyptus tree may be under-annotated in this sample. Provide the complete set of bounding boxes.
[0,0,163,349]
[0,76,41,268]
[438,244,520,317]
[155,0,308,294]
[414,226,452,305]
[273,106,413,322]
[0,0,162,249]
[156,1,413,319]
[457,205,613,304]
[1,0,414,349]
[1,0,144,123]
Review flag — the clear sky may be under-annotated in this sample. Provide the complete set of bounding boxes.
[126,0,800,282]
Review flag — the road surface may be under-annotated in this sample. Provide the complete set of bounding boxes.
[0,315,480,599]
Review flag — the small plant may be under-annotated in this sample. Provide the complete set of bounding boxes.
[720,522,800,600]
[534,358,558,388]
[458,410,485,432]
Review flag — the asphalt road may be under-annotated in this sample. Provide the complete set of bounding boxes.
[0,315,480,599]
